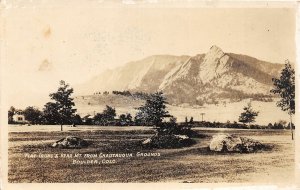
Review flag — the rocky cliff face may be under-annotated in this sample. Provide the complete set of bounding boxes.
[76,46,284,105]
[199,46,233,83]
[76,55,189,95]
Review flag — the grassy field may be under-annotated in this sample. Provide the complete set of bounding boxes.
[8,125,295,183]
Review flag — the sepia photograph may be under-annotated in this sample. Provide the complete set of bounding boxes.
[0,0,298,188]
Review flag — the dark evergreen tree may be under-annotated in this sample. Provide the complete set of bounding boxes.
[135,92,169,126]
[102,105,116,121]
[238,103,259,126]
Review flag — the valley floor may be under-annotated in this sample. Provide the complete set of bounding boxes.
[75,99,290,125]
[7,125,295,184]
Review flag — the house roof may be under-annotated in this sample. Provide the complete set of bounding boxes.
[83,115,93,119]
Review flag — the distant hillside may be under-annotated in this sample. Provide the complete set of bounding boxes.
[74,94,145,117]
[74,94,145,108]
[76,46,284,105]
[76,55,189,95]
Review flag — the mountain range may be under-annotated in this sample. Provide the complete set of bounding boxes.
[76,46,284,105]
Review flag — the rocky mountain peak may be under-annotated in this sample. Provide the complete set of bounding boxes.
[77,45,283,105]
[207,45,225,58]
[197,45,231,83]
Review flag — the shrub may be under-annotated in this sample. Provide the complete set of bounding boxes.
[142,134,196,149]
[272,122,284,129]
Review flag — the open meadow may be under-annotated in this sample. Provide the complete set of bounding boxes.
[8,125,295,183]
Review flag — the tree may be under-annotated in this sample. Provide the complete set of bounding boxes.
[170,116,177,124]
[119,114,127,122]
[119,113,133,126]
[93,105,116,125]
[125,113,132,123]
[270,60,295,139]
[8,106,16,124]
[185,117,188,123]
[93,113,105,125]
[47,80,77,131]
[43,102,60,124]
[238,102,259,126]
[72,114,82,125]
[135,92,169,126]
[102,105,116,122]
[23,106,43,124]
[190,117,194,123]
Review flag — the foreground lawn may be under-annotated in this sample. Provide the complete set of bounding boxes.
[8,126,294,183]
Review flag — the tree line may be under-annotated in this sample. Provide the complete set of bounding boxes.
[83,92,174,127]
[94,90,151,100]
[8,82,173,130]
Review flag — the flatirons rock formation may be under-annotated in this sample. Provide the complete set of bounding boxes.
[76,46,284,105]
[77,55,189,95]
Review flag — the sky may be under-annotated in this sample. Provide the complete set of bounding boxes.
[1,1,296,108]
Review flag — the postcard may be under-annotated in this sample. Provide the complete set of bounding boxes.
[0,1,299,189]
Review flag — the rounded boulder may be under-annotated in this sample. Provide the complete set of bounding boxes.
[52,136,89,149]
[209,134,264,153]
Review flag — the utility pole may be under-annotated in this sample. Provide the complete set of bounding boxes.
[200,113,205,122]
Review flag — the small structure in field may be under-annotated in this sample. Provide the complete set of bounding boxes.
[12,110,28,124]
[52,136,89,149]
[82,114,94,124]
[209,134,265,153]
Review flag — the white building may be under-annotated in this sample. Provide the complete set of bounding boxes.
[12,110,27,123]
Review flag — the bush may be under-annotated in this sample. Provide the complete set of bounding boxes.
[72,114,82,125]
[272,122,284,129]
[93,105,116,125]
[154,121,201,138]
[142,134,196,149]
[267,123,273,129]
